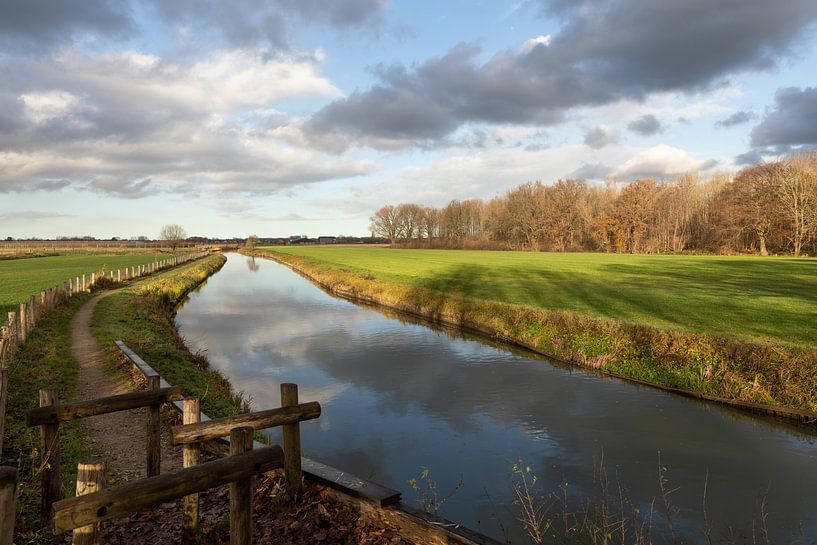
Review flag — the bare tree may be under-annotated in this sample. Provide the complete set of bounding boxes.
[778,153,817,256]
[245,234,260,250]
[160,224,187,251]
[370,205,400,243]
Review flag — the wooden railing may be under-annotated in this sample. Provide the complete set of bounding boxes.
[25,386,183,525]
[21,368,319,545]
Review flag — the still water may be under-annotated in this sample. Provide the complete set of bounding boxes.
[176,253,817,543]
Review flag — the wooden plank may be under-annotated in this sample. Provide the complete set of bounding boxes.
[26,387,182,426]
[0,467,17,545]
[229,428,253,545]
[53,446,284,533]
[170,402,321,445]
[72,460,105,545]
[182,398,201,541]
[113,341,173,389]
[280,383,302,499]
[39,389,61,524]
[146,376,161,477]
[302,458,401,507]
[321,487,503,545]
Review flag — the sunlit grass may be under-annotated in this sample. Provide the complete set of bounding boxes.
[265,247,817,348]
[0,252,187,314]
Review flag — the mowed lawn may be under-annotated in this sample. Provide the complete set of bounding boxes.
[266,246,817,348]
[0,253,182,314]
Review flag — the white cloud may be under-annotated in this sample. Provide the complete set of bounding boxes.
[520,34,552,53]
[21,90,80,123]
[612,144,716,179]
[0,47,366,197]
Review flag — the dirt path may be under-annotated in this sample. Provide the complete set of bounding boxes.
[71,291,179,484]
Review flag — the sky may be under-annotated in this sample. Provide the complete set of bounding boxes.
[1,0,816,239]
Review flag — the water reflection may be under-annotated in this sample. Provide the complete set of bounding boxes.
[246,256,260,273]
[176,253,817,543]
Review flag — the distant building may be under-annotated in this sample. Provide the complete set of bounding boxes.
[317,236,337,244]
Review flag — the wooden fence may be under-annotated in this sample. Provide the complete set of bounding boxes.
[0,252,208,455]
[22,379,317,545]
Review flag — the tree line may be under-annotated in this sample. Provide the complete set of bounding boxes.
[370,153,817,255]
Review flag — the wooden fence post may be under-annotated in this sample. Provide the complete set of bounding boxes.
[72,460,105,545]
[281,383,302,500]
[146,376,161,477]
[182,398,201,541]
[0,363,8,456]
[18,303,27,343]
[40,389,61,524]
[0,467,17,545]
[230,427,254,545]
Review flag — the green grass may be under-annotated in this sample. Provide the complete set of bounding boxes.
[91,254,246,420]
[265,247,817,349]
[0,252,186,315]
[1,295,94,542]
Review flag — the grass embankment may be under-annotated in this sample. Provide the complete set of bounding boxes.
[1,295,94,541]
[0,252,187,314]
[253,247,817,415]
[91,253,246,419]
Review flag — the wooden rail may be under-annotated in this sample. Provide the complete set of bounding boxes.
[26,387,182,426]
[26,385,181,522]
[52,445,284,533]
[170,402,321,444]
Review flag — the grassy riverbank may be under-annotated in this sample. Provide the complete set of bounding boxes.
[1,295,94,541]
[91,253,247,419]
[250,247,817,414]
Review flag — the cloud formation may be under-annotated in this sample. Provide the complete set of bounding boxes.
[715,110,754,128]
[750,87,817,148]
[0,0,388,53]
[0,49,374,196]
[305,0,817,149]
[627,114,663,136]
[583,125,619,149]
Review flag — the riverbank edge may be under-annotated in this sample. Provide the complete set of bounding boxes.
[91,254,502,545]
[243,248,817,426]
[90,253,250,420]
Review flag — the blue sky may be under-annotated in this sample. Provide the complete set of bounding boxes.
[1,0,816,239]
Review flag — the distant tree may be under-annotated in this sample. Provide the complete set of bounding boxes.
[729,163,781,256]
[777,153,817,256]
[370,205,400,243]
[160,224,187,251]
[245,234,260,249]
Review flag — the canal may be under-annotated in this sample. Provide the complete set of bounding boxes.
[176,253,817,543]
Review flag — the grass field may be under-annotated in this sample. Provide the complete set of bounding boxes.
[0,252,185,314]
[265,247,817,348]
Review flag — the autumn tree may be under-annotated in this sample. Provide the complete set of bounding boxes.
[729,163,782,256]
[370,205,400,243]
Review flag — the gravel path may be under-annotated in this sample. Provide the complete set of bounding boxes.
[71,291,180,484]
